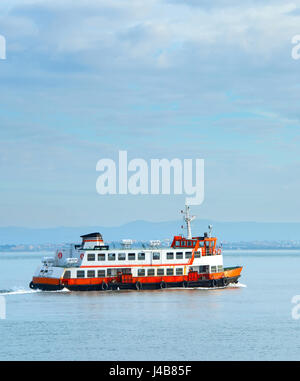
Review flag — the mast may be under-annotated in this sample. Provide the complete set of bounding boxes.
[182,205,195,239]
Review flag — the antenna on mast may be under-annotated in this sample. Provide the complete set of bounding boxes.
[208,224,213,238]
[181,204,195,239]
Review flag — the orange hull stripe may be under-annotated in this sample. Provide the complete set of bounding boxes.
[33,277,60,285]
[224,267,243,278]
[62,275,190,286]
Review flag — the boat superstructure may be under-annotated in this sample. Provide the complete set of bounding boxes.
[29,206,242,291]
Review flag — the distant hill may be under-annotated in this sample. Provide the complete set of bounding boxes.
[0,220,300,245]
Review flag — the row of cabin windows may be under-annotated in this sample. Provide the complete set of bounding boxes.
[210,265,224,273]
[87,251,200,262]
[175,240,196,247]
[196,265,223,273]
[74,267,184,278]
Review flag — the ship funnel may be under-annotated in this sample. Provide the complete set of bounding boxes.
[81,232,104,249]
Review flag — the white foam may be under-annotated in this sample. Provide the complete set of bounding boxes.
[0,289,39,296]
[159,282,247,291]
[0,287,70,296]
[228,282,247,288]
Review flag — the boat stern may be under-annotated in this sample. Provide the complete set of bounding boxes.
[29,264,65,291]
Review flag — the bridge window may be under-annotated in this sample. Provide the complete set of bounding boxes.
[98,270,105,277]
[77,270,85,278]
[98,253,105,261]
[157,268,164,276]
[108,253,116,261]
[87,270,95,278]
[167,252,174,259]
[138,269,145,276]
[138,252,145,260]
[166,268,174,275]
[147,269,155,276]
[128,253,136,260]
[176,252,183,259]
[118,253,126,261]
[176,268,183,275]
[152,252,160,260]
[87,254,95,261]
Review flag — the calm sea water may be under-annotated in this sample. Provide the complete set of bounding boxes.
[0,250,299,361]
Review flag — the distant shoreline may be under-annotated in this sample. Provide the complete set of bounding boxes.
[1,243,300,252]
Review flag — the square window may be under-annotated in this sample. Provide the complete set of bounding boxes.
[108,253,116,261]
[167,252,174,260]
[166,268,174,275]
[118,253,126,261]
[199,265,208,273]
[176,268,183,275]
[98,270,105,277]
[77,270,85,278]
[138,252,145,260]
[176,252,183,259]
[98,253,105,261]
[153,252,160,260]
[128,253,136,260]
[87,270,95,278]
[138,269,145,276]
[87,254,95,261]
[147,269,155,276]
[157,268,164,276]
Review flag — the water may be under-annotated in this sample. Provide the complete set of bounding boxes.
[0,250,299,361]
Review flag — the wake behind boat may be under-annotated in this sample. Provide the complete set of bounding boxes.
[29,206,243,291]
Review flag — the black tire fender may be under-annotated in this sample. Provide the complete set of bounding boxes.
[135,281,142,290]
[101,281,108,291]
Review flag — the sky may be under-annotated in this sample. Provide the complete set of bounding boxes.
[1,0,300,227]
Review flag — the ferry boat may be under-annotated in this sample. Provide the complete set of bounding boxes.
[29,206,242,291]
